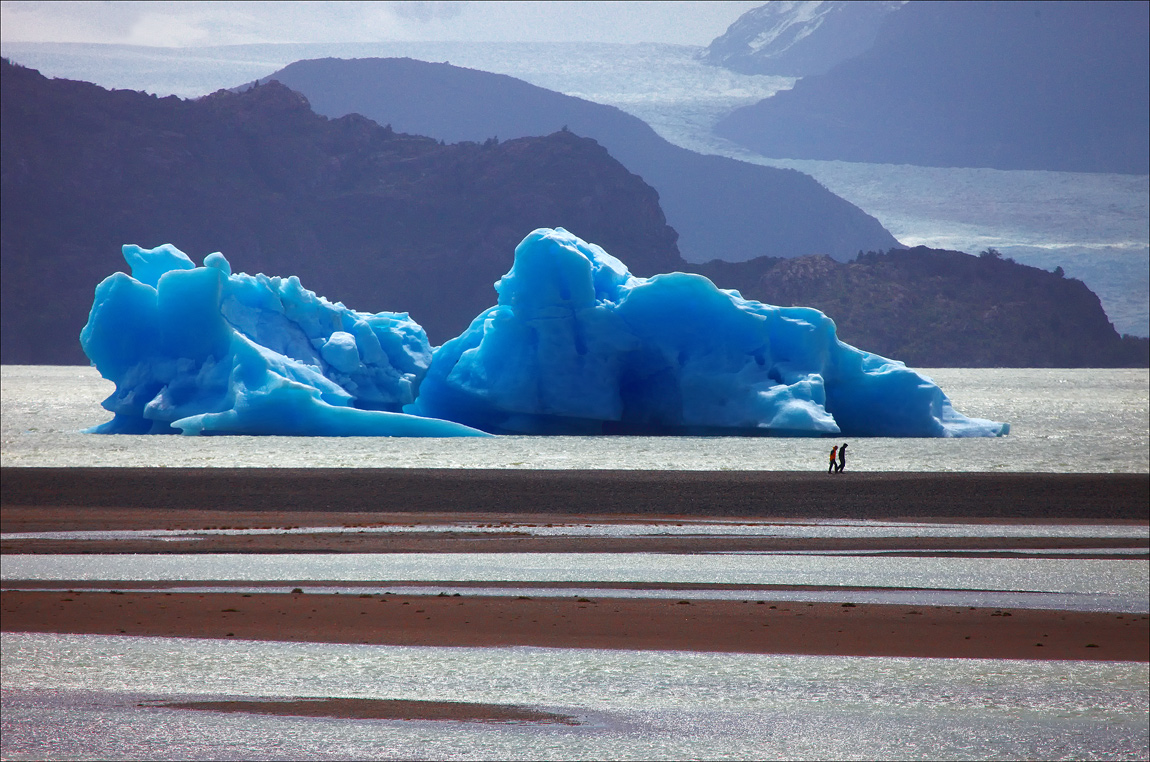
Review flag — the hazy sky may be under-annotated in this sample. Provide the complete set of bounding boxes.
[0,1,764,47]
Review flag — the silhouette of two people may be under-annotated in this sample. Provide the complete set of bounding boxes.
[828,443,848,473]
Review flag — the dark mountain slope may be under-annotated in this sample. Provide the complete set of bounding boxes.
[254,56,900,263]
[1,60,681,363]
[696,249,1148,367]
[4,60,1142,368]
[714,1,1150,174]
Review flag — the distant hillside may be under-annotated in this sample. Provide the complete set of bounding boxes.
[253,56,900,264]
[696,249,1148,368]
[1,60,682,363]
[4,60,1143,368]
[703,1,904,76]
[714,1,1150,174]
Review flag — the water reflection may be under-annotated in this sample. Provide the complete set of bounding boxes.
[5,519,1148,541]
[4,553,1146,597]
[4,583,1143,613]
[3,367,1148,472]
[3,633,1147,761]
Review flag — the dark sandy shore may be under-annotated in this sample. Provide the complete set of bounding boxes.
[3,467,1148,519]
[3,590,1146,661]
[151,698,576,724]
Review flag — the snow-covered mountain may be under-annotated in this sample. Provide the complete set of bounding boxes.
[702,1,904,76]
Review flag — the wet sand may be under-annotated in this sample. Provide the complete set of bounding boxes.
[3,590,1146,661]
[4,505,1146,557]
[5,533,1145,557]
[4,467,1147,663]
[151,698,576,724]
[4,468,1148,519]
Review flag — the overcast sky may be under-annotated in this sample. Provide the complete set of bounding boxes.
[0,1,763,47]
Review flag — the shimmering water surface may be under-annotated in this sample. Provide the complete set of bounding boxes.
[2,634,1147,761]
[5,552,1146,596]
[4,365,1148,760]
[5,550,1147,615]
[2,366,1147,471]
[5,518,1149,540]
[7,583,1136,614]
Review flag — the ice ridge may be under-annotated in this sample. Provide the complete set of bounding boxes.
[81,245,487,436]
[82,230,1008,438]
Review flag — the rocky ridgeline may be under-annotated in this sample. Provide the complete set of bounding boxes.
[1,59,680,360]
[697,249,1147,368]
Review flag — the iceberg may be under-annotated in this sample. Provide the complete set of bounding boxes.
[81,244,488,436]
[81,230,1007,438]
[406,228,1008,438]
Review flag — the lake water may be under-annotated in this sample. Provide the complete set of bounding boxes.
[5,551,1146,615]
[4,362,1148,759]
[2,633,1147,761]
[5,552,1146,597]
[2,366,1146,471]
[8,518,1149,540]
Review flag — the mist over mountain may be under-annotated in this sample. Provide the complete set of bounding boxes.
[1,59,681,362]
[713,1,1150,174]
[703,1,904,76]
[252,56,900,264]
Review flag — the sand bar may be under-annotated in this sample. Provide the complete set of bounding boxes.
[3,517,1145,557]
[4,467,1147,662]
[4,468,1148,519]
[3,590,1146,661]
[150,698,576,724]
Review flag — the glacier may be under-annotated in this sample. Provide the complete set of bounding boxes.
[81,230,1007,438]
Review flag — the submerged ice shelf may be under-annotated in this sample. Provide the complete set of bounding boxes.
[81,229,1007,438]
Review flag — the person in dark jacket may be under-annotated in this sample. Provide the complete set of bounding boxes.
[836,443,849,472]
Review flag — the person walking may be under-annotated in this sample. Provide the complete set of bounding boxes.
[836,443,849,472]
[828,445,838,473]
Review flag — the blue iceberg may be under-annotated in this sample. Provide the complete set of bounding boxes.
[81,231,1007,438]
[406,228,1008,438]
[81,244,487,436]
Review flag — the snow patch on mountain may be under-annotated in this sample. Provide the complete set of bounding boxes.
[703,1,905,76]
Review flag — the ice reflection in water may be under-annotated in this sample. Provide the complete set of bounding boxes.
[2,633,1147,761]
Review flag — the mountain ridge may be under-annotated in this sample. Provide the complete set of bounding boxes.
[1,59,682,361]
[713,1,1150,174]
[2,59,1143,368]
[252,56,901,264]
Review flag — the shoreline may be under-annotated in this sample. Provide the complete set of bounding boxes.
[4,467,1146,664]
[4,468,1148,519]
